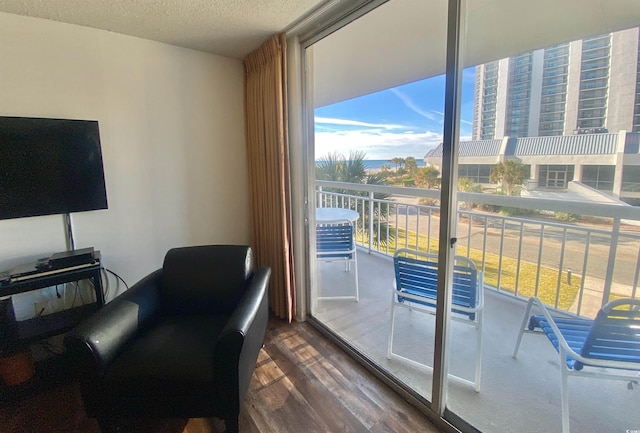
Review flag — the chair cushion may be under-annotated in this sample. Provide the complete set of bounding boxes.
[161,245,253,315]
[102,315,229,400]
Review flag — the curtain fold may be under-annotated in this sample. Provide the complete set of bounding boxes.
[243,34,295,321]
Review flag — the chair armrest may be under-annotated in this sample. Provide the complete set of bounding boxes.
[475,271,485,312]
[527,297,579,358]
[64,269,163,376]
[214,266,271,397]
[512,296,582,363]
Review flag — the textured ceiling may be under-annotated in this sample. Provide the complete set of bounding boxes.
[0,0,325,58]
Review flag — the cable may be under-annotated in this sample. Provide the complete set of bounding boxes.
[70,281,84,307]
[105,268,129,291]
[75,281,85,304]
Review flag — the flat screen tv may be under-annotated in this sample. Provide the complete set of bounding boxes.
[0,116,108,220]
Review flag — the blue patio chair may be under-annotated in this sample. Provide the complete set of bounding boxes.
[513,296,640,433]
[316,219,359,301]
[388,249,484,391]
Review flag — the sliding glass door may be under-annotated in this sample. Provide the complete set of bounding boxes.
[448,2,640,432]
[295,1,640,432]
[305,0,449,407]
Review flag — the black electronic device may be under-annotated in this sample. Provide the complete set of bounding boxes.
[48,247,96,270]
[6,261,43,280]
[0,116,108,220]
[1,248,98,283]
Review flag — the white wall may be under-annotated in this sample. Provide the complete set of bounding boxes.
[0,13,249,317]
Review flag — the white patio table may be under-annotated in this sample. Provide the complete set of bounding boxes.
[315,207,359,224]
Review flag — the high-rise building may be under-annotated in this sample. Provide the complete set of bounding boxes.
[472,27,640,140]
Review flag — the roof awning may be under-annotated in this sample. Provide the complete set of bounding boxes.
[312,0,640,108]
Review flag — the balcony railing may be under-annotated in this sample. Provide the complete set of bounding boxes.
[316,180,640,318]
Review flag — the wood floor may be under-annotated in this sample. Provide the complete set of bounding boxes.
[0,316,442,433]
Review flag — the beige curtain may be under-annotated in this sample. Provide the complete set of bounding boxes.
[243,34,295,322]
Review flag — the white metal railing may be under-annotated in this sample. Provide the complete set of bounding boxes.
[315,181,640,318]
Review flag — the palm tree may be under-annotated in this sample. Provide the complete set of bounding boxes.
[316,152,346,182]
[458,177,480,192]
[316,150,373,184]
[415,166,440,189]
[490,160,526,195]
[458,177,481,209]
[316,151,393,247]
[391,157,405,172]
[404,157,419,175]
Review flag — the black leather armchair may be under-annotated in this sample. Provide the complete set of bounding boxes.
[64,245,270,433]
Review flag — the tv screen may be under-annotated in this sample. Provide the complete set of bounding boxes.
[0,116,108,220]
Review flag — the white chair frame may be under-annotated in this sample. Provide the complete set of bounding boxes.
[316,218,359,302]
[388,249,484,392]
[513,296,640,433]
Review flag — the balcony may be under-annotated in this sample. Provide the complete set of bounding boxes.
[313,181,640,433]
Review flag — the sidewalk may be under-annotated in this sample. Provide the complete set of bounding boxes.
[569,275,637,317]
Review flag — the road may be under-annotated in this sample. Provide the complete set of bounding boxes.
[389,202,639,288]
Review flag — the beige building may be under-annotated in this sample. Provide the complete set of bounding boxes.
[472,27,640,140]
[424,131,640,205]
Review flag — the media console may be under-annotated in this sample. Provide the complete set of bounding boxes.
[0,253,103,343]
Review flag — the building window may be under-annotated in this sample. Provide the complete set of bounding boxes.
[581,68,608,80]
[539,120,565,135]
[582,36,610,50]
[544,65,569,77]
[578,108,606,119]
[579,88,608,101]
[581,78,608,90]
[542,94,566,104]
[481,130,494,140]
[541,103,565,114]
[576,33,611,133]
[539,165,575,189]
[582,47,610,61]
[622,166,640,192]
[458,164,494,183]
[578,118,606,128]
[582,165,615,192]
[579,99,607,110]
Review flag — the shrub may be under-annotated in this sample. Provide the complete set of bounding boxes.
[498,206,537,217]
[555,212,580,222]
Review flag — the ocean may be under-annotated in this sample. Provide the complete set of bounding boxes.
[315,159,426,170]
[363,159,427,170]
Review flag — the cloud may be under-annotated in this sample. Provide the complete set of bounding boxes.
[390,88,443,122]
[315,129,442,160]
[315,116,408,130]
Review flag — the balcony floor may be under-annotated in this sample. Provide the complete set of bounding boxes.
[314,250,640,433]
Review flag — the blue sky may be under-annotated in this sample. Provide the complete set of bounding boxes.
[314,68,476,160]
